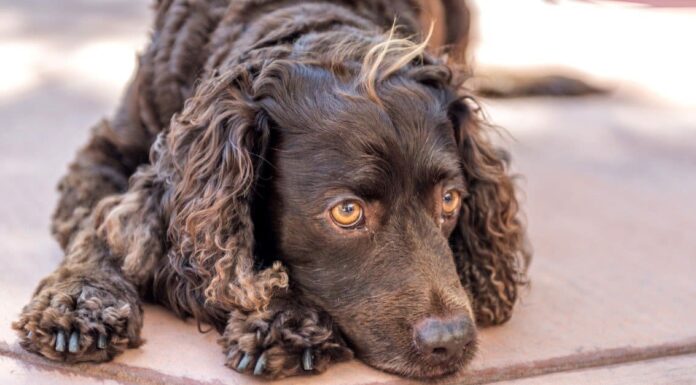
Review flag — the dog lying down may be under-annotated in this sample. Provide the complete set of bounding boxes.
[13,0,531,379]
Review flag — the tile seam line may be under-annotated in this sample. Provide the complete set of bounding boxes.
[360,336,696,385]
[2,337,696,385]
[0,341,217,385]
[470,338,696,385]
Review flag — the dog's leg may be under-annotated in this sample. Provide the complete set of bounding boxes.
[220,297,353,378]
[14,168,164,362]
[51,84,157,251]
[51,0,226,250]
[12,227,144,362]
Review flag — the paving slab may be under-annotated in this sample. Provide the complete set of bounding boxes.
[1,1,696,384]
[2,86,696,385]
[494,354,696,385]
[0,355,121,385]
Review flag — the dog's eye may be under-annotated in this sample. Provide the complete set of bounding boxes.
[330,200,364,228]
[442,189,461,215]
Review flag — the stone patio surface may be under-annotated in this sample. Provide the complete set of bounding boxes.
[1,1,695,384]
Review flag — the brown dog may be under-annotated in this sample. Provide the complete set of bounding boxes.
[13,0,529,379]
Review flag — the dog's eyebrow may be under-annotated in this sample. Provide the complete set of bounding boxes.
[417,164,465,194]
[336,161,392,199]
[330,147,464,200]
[414,137,464,185]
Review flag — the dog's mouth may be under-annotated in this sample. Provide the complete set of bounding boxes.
[363,339,478,379]
[413,339,478,379]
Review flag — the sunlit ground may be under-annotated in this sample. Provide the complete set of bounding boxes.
[1,1,695,108]
[472,0,696,108]
[0,1,149,104]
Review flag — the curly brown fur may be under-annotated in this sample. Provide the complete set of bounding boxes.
[221,297,352,378]
[14,218,144,363]
[448,97,531,326]
[14,0,528,379]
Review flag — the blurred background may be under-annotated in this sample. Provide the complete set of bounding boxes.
[1,1,695,384]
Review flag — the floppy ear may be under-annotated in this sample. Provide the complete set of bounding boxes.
[448,96,531,326]
[157,66,288,322]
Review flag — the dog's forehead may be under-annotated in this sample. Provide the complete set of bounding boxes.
[270,71,461,198]
[262,63,451,136]
[271,65,452,144]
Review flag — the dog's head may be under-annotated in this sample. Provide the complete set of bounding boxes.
[164,29,528,378]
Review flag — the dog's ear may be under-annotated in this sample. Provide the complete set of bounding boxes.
[447,96,531,326]
[160,65,288,318]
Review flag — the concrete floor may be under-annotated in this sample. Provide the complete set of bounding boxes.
[1,1,696,384]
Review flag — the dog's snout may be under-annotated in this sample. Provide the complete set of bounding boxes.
[413,315,475,361]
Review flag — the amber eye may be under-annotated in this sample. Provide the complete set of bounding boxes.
[442,189,461,215]
[330,200,364,227]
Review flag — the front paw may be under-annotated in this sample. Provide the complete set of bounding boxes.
[13,275,143,362]
[221,306,353,378]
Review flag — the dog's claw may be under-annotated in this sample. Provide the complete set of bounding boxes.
[237,352,252,371]
[302,348,314,371]
[26,331,33,339]
[97,334,107,349]
[68,331,79,353]
[55,330,66,352]
[253,353,266,375]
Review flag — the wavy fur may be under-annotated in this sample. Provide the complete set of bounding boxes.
[14,0,527,379]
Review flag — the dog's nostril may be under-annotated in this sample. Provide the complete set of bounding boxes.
[414,315,475,361]
[432,347,448,355]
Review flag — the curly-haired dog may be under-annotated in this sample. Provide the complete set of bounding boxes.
[13,0,529,379]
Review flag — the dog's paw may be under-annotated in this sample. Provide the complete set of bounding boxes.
[220,306,353,378]
[13,276,143,362]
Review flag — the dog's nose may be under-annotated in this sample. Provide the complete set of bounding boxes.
[413,315,475,361]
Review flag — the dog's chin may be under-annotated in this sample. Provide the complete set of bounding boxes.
[366,340,478,379]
